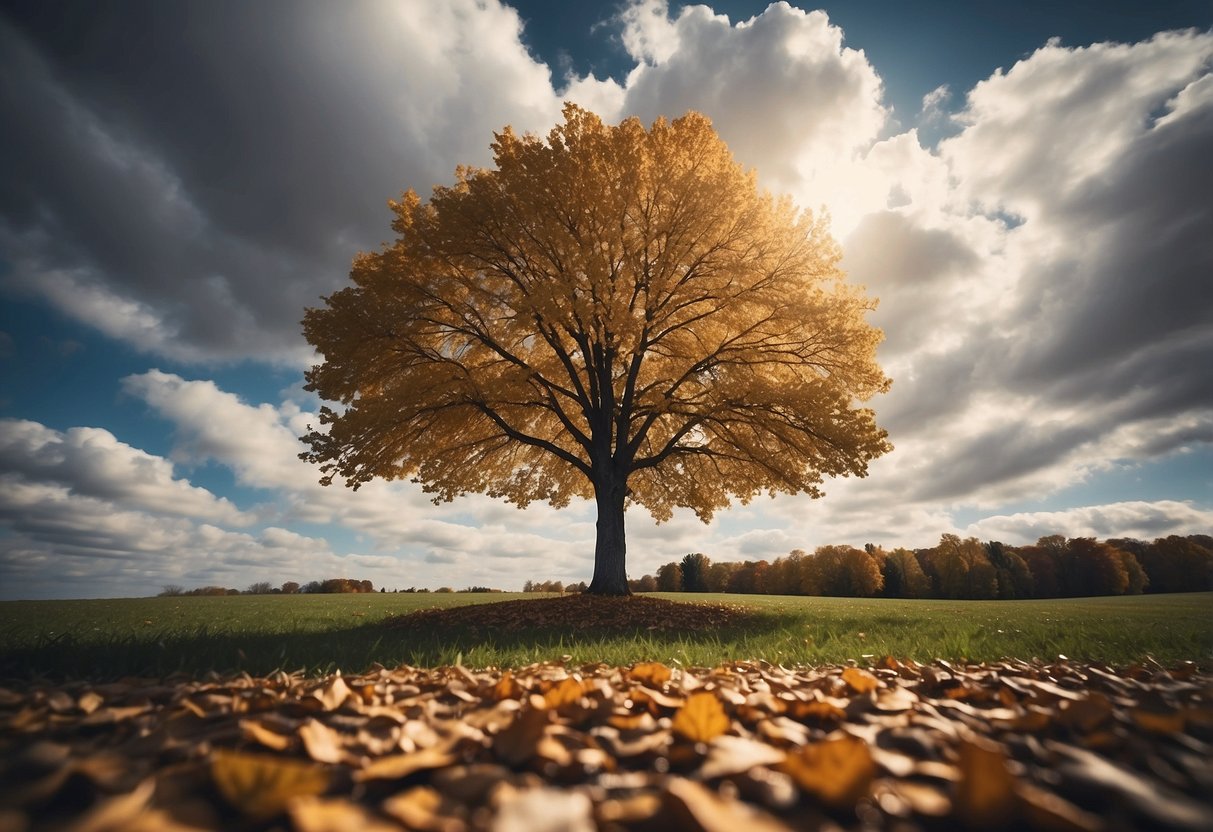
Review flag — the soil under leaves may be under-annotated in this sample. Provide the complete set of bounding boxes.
[3,650,1212,832]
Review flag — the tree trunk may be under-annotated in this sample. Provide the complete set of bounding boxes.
[586,479,630,595]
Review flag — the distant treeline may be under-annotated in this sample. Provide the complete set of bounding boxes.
[522,534,1213,600]
[649,534,1211,599]
[157,580,506,597]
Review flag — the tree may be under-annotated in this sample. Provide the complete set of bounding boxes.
[680,553,711,592]
[656,562,682,592]
[301,105,890,595]
[247,581,274,595]
[281,581,300,595]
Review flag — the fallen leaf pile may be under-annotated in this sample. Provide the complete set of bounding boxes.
[385,595,753,632]
[2,657,1212,831]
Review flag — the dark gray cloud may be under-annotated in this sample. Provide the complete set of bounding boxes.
[0,1,560,362]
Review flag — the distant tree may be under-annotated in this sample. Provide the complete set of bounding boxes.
[985,542,1034,599]
[635,574,658,592]
[247,581,274,595]
[281,581,300,595]
[1118,549,1149,594]
[1063,538,1129,596]
[882,548,931,598]
[300,105,890,595]
[924,535,996,599]
[680,553,711,592]
[360,580,375,593]
[705,560,737,593]
[159,585,184,597]
[656,562,682,592]
[435,587,454,593]
[1138,536,1213,593]
[1019,538,1063,598]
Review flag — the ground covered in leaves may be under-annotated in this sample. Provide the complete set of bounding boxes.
[3,655,1212,832]
[386,595,753,634]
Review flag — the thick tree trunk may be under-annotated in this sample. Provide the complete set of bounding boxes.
[586,479,630,595]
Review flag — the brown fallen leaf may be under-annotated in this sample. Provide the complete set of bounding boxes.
[842,667,881,695]
[672,691,730,743]
[210,749,328,819]
[312,675,352,712]
[383,786,466,832]
[699,736,786,780]
[494,704,551,767]
[354,743,458,782]
[288,796,401,832]
[299,718,353,765]
[780,733,875,810]
[239,718,293,752]
[492,787,595,832]
[955,736,1018,828]
[664,777,794,832]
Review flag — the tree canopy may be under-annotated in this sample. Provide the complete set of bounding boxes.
[301,104,890,594]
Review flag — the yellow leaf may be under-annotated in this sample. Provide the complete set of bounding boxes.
[211,749,328,818]
[780,734,875,809]
[630,662,672,686]
[841,667,880,694]
[672,691,730,743]
[955,737,1018,827]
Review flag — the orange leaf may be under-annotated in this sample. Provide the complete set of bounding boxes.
[955,737,1018,827]
[672,691,730,743]
[781,734,875,809]
[1131,708,1185,734]
[630,662,673,686]
[543,677,586,710]
[211,749,328,818]
[492,671,522,701]
[841,667,880,694]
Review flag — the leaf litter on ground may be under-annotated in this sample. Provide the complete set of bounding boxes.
[1,596,1211,831]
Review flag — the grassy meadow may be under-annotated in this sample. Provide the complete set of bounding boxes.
[1,591,1209,681]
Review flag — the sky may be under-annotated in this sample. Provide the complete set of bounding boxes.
[1,0,1211,600]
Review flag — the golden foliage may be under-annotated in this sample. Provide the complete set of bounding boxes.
[302,104,890,523]
[210,749,328,818]
[672,691,730,742]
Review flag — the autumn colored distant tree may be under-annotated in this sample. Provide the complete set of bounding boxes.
[880,547,931,598]
[301,105,890,595]
[656,562,682,592]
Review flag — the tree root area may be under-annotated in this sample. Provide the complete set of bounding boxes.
[385,593,756,633]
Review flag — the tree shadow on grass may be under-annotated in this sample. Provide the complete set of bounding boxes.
[0,612,785,683]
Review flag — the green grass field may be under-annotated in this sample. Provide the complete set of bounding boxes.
[1,591,1209,680]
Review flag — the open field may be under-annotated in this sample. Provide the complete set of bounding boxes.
[1,591,1209,680]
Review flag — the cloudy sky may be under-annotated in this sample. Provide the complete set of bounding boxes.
[1,0,1211,599]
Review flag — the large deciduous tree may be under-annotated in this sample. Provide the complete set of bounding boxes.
[301,105,890,595]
